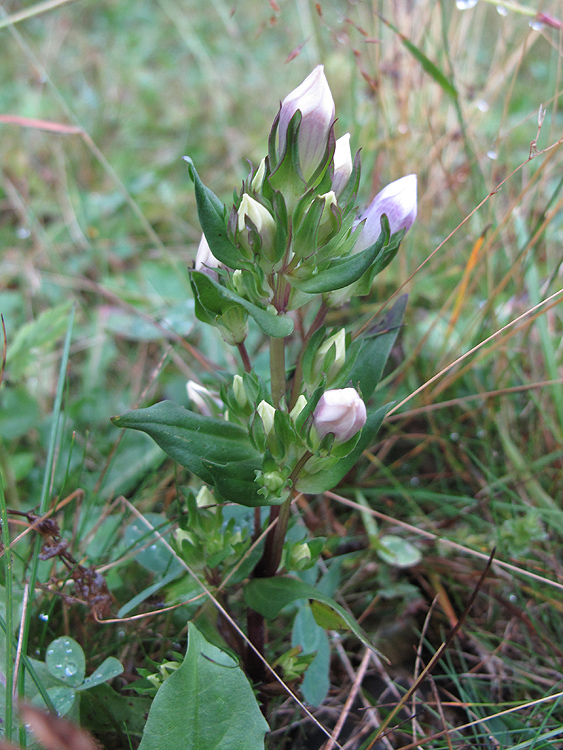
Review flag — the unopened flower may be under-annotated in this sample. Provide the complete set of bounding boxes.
[332,133,352,197]
[237,194,276,256]
[232,374,248,408]
[187,381,222,417]
[194,234,221,280]
[290,394,308,421]
[257,400,276,437]
[314,329,346,383]
[356,174,417,251]
[278,65,335,181]
[313,388,367,443]
[251,157,267,192]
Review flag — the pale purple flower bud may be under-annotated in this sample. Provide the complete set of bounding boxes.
[356,174,417,252]
[332,133,352,197]
[194,234,221,280]
[313,388,367,443]
[278,65,335,181]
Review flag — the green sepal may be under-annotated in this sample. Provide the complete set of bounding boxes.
[348,294,408,400]
[292,195,325,261]
[290,216,391,294]
[268,110,305,199]
[183,157,249,271]
[301,327,327,385]
[296,402,390,493]
[294,382,325,434]
[271,191,289,265]
[355,224,406,296]
[337,149,362,213]
[191,271,293,338]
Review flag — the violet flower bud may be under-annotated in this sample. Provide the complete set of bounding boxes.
[194,234,221,280]
[278,65,335,181]
[313,388,367,443]
[332,133,352,197]
[356,174,417,252]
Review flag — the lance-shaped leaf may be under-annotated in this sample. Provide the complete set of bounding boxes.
[348,294,408,400]
[244,576,383,658]
[191,271,293,338]
[138,622,269,750]
[289,217,391,294]
[296,403,390,494]
[183,157,248,270]
[111,401,260,488]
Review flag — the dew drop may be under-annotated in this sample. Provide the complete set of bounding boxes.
[410,476,420,487]
[487,150,498,160]
[456,0,478,9]
[529,19,544,31]
[475,100,489,112]
[16,227,30,239]
[450,432,459,441]
[64,663,77,677]
[38,613,49,622]
[496,5,508,16]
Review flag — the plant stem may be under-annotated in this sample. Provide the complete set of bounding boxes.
[237,342,252,373]
[288,300,328,410]
[269,336,286,408]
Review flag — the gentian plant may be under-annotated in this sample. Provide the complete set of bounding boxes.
[112,64,416,738]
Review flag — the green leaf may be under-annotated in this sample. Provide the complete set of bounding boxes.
[377,535,422,568]
[191,271,294,338]
[296,403,390,494]
[138,622,269,750]
[32,686,75,717]
[244,576,382,657]
[111,400,260,487]
[292,604,330,706]
[124,513,179,574]
[379,15,458,100]
[348,294,408,400]
[290,221,390,294]
[6,302,72,379]
[78,657,124,691]
[183,157,246,270]
[45,636,85,688]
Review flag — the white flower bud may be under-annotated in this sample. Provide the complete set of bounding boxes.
[314,329,346,382]
[237,194,276,255]
[194,234,221,280]
[278,65,335,181]
[332,133,352,197]
[356,174,417,252]
[186,381,222,417]
[257,400,276,437]
[290,394,308,421]
[232,374,248,408]
[251,157,267,191]
[313,388,367,443]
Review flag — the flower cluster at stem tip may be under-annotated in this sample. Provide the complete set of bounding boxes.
[188,65,417,506]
